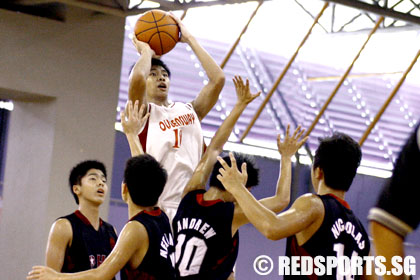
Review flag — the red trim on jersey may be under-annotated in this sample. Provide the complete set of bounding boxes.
[196,193,223,207]
[213,235,238,268]
[130,207,162,221]
[110,237,116,249]
[144,207,162,216]
[289,236,318,280]
[74,210,103,227]
[64,252,75,272]
[202,139,207,154]
[138,104,151,153]
[169,102,176,108]
[326,194,350,210]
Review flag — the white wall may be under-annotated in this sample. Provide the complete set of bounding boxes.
[0,7,125,279]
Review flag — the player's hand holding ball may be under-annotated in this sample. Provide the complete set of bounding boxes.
[134,9,180,55]
[168,12,193,44]
[131,36,156,57]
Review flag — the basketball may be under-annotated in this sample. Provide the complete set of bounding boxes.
[134,10,180,56]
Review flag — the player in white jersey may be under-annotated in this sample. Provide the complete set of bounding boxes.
[138,102,203,219]
[129,14,225,220]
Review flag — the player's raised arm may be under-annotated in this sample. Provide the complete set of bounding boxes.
[129,37,156,105]
[218,153,323,240]
[28,221,148,280]
[231,125,308,230]
[170,13,225,121]
[121,100,150,157]
[182,76,260,196]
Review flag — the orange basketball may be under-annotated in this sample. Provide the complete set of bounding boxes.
[134,10,180,56]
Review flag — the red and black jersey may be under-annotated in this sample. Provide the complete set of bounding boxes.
[61,210,117,277]
[173,189,239,280]
[121,207,176,280]
[285,194,370,280]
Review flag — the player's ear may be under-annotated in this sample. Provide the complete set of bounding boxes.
[314,167,324,179]
[121,182,128,202]
[73,185,81,196]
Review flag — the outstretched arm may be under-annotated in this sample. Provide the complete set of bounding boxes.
[128,37,155,105]
[182,76,260,196]
[232,125,308,231]
[27,222,148,280]
[170,14,225,120]
[218,153,323,240]
[120,100,150,156]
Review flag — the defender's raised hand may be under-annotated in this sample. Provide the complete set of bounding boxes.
[233,76,261,105]
[216,152,248,194]
[277,125,308,159]
[120,100,150,136]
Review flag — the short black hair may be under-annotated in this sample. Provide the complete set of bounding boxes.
[129,58,171,78]
[128,58,171,78]
[69,160,107,204]
[210,153,259,190]
[313,132,361,191]
[151,58,171,78]
[124,154,167,207]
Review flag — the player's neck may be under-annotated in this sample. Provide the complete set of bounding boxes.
[204,187,230,202]
[148,97,170,107]
[78,203,100,230]
[317,184,346,200]
[128,202,156,219]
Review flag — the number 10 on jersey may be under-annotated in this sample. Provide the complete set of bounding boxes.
[173,128,182,148]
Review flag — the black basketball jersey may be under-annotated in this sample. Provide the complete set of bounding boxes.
[285,194,370,280]
[369,123,420,236]
[172,189,239,280]
[121,207,176,280]
[61,211,117,276]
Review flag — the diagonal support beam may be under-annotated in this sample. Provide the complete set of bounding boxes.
[220,1,263,69]
[323,0,420,25]
[240,2,329,142]
[303,16,384,139]
[359,48,420,146]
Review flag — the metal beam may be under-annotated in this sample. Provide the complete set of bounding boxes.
[359,48,420,146]
[52,0,128,16]
[13,0,57,4]
[129,0,257,14]
[220,1,262,69]
[323,0,420,25]
[240,2,329,142]
[304,16,384,139]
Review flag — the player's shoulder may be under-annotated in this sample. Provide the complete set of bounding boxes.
[295,193,322,205]
[124,220,149,241]
[293,193,324,213]
[50,218,73,238]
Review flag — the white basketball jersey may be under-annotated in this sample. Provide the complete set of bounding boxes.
[138,102,203,215]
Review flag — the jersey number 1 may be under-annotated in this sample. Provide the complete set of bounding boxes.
[333,243,358,280]
[173,128,182,148]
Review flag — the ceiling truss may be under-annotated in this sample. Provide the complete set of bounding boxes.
[1,0,420,28]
